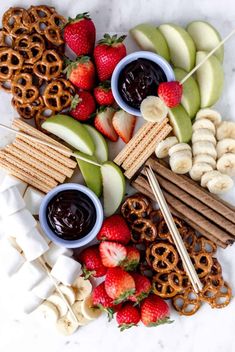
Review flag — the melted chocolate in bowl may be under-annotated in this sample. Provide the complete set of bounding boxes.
[46,190,97,241]
[118,58,167,109]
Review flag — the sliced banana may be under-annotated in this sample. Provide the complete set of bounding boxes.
[140,96,168,122]
[72,301,90,326]
[192,128,216,146]
[195,108,222,126]
[81,295,102,321]
[201,170,221,188]
[59,285,76,305]
[192,141,217,159]
[192,119,216,134]
[36,301,59,324]
[217,153,235,176]
[155,136,178,158]
[216,121,235,140]
[168,143,191,157]
[216,139,235,158]
[193,154,216,169]
[207,174,234,194]
[189,162,213,181]
[169,151,192,174]
[72,277,92,301]
[47,293,68,317]
[56,312,79,336]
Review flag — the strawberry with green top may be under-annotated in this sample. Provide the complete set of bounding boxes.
[79,245,107,278]
[116,303,140,331]
[105,267,135,304]
[129,273,151,303]
[99,241,127,268]
[141,294,173,327]
[94,34,127,81]
[97,214,131,245]
[94,106,118,141]
[64,12,96,56]
[92,282,116,320]
[94,80,115,105]
[64,56,95,91]
[121,247,140,271]
[70,91,96,121]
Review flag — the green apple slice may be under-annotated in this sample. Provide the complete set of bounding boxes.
[159,24,196,72]
[174,68,200,119]
[168,105,192,143]
[196,51,224,108]
[187,21,223,62]
[83,125,108,164]
[42,115,95,155]
[130,23,170,61]
[101,162,125,217]
[75,151,102,197]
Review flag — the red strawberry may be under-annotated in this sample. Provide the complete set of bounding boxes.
[94,34,127,81]
[97,215,131,245]
[112,110,136,143]
[70,91,96,121]
[140,294,172,327]
[121,247,140,271]
[94,81,115,105]
[64,56,95,91]
[92,282,116,320]
[129,273,151,303]
[116,302,140,331]
[94,106,118,141]
[157,81,183,108]
[79,245,107,278]
[105,267,135,304]
[99,241,127,268]
[64,12,96,56]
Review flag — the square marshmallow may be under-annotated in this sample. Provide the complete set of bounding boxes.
[16,227,49,261]
[15,260,47,290]
[0,186,26,217]
[0,173,27,195]
[22,292,43,314]
[24,186,44,216]
[3,209,37,237]
[43,243,73,267]
[51,255,82,286]
[32,276,56,299]
[0,239,25,276]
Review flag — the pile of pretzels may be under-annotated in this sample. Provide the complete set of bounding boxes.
[121,194,232,316]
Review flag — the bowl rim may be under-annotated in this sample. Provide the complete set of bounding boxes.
[111,51,175,116]
[39,183,103,248]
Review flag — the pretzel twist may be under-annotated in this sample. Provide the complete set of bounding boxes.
[2,7,31,37]
[34,50,63,81]
[131,218,157,243]
[121,194,153,223]
[172,287,201,316]
[14,33,45,64]
[0,48,23,81]
[43,78,75,111]
[151,243,179,273]
[152,273,179,298]
[12,73,39,105]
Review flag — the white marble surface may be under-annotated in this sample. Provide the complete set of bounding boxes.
[1,0,235,351]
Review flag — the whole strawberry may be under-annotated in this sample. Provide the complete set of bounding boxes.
[70,91,96,121]
[64,56,95,91]
[129,273,151,303]
[79,245,107,278]
[116,302,140,331]
[64,12,96,56]
[158,81,183,108]
[92,282,116,320]
[94,81,115,105]
[105,267,135,304]
[94,106,118,141]
[99,241,127,268]
[121,247,140,271]
[97,214,131,244]
[141,294,172,327]
[94,34,127,81]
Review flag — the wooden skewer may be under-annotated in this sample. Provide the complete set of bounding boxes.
[0,123,102,167]
[145,166,203,293]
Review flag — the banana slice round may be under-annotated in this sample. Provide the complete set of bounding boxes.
[72,277,92,301]
[192,128,216,146]
[216,121,235,140]
[207,174,234,194]
[217,153,235,176]
[189,162,213,181]
[140,96,168,122]
[195,108,222,126]
[192,119,216,134]
[169,151,192,174]
[56,312,79,336]
[192,141,217,159]
[47,293,68,317]
[168,143,191,157]
[81,295,102,321]
[72,301,91,326]
[216,139,235,158]
[59,285,76,305]
[155,136,178,158]
[201,170,221,188]
[36,301,59,324]
[193,154,216,169]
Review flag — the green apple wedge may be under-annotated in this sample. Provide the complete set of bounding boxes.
[83,124,108,164]
[174,68,200,119]
[187,21,224,62]
[101,162,125,217]
[196,51,224,108]
[130,23,170,61]
[75,151,102,197]
[168,104,192,143]
[159,24,196,72]
[42,115,95,155]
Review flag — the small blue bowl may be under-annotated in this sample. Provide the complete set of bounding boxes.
[111,51,175,117]
[39,184,103,248]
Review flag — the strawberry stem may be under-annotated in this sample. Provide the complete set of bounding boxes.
[118,323,138,331]
[98,33,126,46]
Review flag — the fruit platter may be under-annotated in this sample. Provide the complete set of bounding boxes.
[0,1,235,351]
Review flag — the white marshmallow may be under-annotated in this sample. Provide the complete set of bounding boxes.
[0,173,27,195]
[15,260,46,290]
[16,227,49,261]
[0,186,26,217]
[8,236,23,252]
[51,255,82,286]
[0,218,5,239]
[32,276,56,299]
[2,209,37,237]
[0,239,25,276]
[22,292,43,314]
[43,243,73,267]
[24,187,44,215]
